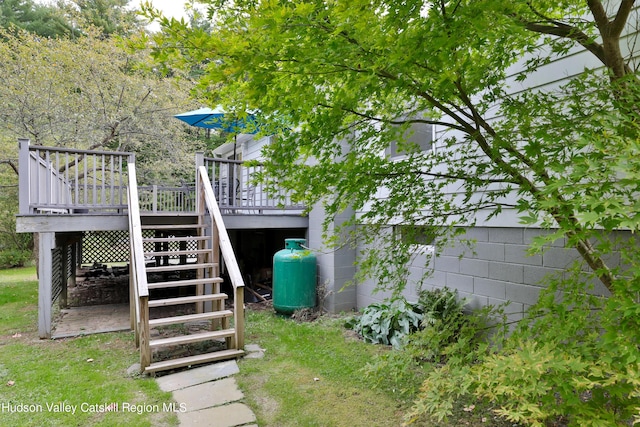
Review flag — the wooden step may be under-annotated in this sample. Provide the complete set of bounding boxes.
[146,262,217,273]
[141,224,204,230]
[144,248,211,257]
[147,277,223,290]
[143,236,209,244]
[149,293,227,308]
[149,328,236,348]
[145,349,245,373]
[149,309,233,327]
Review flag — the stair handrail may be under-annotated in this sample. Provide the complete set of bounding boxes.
[197,166,245,350]
[127,162,151,370]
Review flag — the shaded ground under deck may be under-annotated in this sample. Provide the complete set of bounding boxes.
[52,303,130,339]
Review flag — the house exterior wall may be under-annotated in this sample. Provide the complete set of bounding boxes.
[243,135,272,161]
[309,203,357,313]
[355,227,626,315]
[349,15,639,312]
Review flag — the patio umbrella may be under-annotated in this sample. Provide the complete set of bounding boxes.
[174,106,259,131]
[174,106,258,160]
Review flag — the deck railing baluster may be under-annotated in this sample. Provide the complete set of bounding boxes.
[64,152,70,206]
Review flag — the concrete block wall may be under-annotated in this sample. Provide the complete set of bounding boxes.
[308,203,358,313]
[355,227,619,321]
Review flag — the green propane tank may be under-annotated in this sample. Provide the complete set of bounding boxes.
[273,238,317,314]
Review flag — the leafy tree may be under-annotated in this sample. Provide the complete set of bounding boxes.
[149,0,640,424]
[0,27,204,260]
[58,0,145,37]
[0,137,32,261]
[0,27,199,182]
[0,0,75,37]
[150,0,638,292]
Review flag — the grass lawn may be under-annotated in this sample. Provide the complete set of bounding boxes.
[0,267,178,427]
[237,307,518,427]
[0,266,513,426]
[236,308,407,426]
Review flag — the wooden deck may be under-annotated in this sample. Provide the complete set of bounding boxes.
[15,139,308,343]
[16,140,307,233]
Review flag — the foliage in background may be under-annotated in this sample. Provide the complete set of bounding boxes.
[0,249,32,269]
[0,0,76,38]
[0,145,31,259]
[0,0,145,39]
[0,27,199,184]
[0,17,207,257]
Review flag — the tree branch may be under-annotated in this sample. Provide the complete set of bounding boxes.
[610,0,636,37]
[0,159,19,175]
[523,21,608,66]
[316,102,469,134]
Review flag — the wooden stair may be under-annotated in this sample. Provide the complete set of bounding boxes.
[140,218,244,373]
[144,349,245,373]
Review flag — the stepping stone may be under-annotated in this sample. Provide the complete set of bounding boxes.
[177,402,256,427]
[156,361,239,392]
[244,344,265,359]
[172,377,244,411]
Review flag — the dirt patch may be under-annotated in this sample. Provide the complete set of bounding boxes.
[290,307,324,322]
[246,300,273,312]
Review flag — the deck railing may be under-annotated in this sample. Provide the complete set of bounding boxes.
[197,153,305,213]
[138,185,196,213]
[197,166,245,350]
[126,163,151,369]
[19,139,132,215]
[18,140,305,216]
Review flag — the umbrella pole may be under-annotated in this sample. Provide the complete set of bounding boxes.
[233,134,237,160]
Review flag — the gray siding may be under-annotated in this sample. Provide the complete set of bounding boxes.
[355,227,622,320]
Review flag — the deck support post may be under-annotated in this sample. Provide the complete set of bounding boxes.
[60,243,68,309]
[38,232,55,339]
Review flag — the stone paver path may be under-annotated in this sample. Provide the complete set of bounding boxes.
[156,345,265,427]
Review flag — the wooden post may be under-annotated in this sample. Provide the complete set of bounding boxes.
[18,139,31,215]
[195,152,204,214]
[152,185,158,214]
[60,244,68,309]
[139,296,150,371]
[235,287,245,350]
[38,232,55,339]
[129,259,136,334]
[77,238,83,268]
[70,242,77,288]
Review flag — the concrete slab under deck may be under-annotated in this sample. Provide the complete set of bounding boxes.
[51,303,130,339]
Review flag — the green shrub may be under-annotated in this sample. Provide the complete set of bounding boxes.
[407,272,640,426]
[347,297,423,348]
[359,288,496,404]
[0,250,31,268]
[415,286,466,327]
